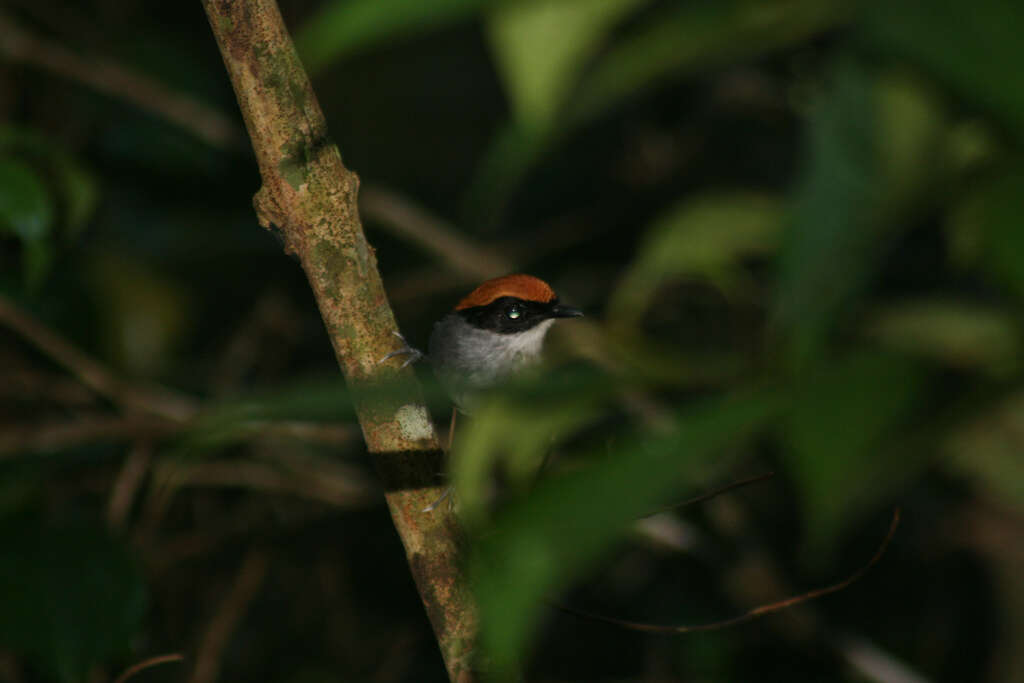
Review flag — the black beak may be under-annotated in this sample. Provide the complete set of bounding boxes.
[550,304,584,319]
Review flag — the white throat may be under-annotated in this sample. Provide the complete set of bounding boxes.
[497,318,555,359]
[429,314,560,412]
[430,316,555,387]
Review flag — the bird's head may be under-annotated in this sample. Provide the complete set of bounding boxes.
[452,273,583,333]
[426,274,582,412]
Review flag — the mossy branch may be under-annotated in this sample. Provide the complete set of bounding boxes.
[200,1,479,679]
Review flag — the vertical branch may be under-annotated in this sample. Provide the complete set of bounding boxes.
[200,2,478,680]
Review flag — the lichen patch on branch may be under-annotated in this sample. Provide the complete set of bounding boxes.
[396,404,435,443]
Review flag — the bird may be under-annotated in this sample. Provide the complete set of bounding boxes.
[383,273,583,413]
[382,274,582,511]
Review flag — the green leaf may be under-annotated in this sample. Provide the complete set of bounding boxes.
[873,71,950,205]
[463,0,644,227]
[945,392,1024,513]
[174,379,357,457]
[464,0,848,227]
[771,68,953,366]
[471,388,779,675]
[946,164,1024,301]
[573,0,850,125]
[85,251,190,376]
[781,351,930,557]
[864,299,1020,375]
[0,158,55,243]
[860,0,1024,143]
[297,0,504,74]
[51,154,100,238]
[0,125,99,240]
[608,191,784,326]
[23,238,55,291]
[487,0,645,129]
[774,61,897,366]
[0,518,147,682]
[450,368,615,526]
[600,330,745,388]
[459,120,552,230]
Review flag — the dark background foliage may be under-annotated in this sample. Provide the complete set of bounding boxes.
[1,1,1023,681]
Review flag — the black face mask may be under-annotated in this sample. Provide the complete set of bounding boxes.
[457,296,567,334]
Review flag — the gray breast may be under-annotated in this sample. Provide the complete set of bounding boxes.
[428,314,554,411]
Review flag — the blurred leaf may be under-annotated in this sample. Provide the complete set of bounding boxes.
[471,388,779,675]
[781,351,930,557]
[0,158,56,289]
[97,117,225,179]
[609,191,784,326]
[0,518,147,682]
[465,0,848,228]
[943,119,1000,179]
[464,0,643,228]
[460,120,552,231]
[0,125,99,240]
[874,71,950,204]
[573,0,850,124]
[773,61,936,364]
[601,330,745,387]
[864,299,1020,375]
[50,155,100,238]
[945,164,1024,300]
[297,0,506,74]
[861,0,1024,143]
[451,367,615,525]
[174,379,357,456]
[86,251,190,376]
[0,157,54,243]
[23,238,55,291]
[944,392,1024,512]
[487,0,645,129]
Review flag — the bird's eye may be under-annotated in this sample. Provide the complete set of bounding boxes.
[506,304,522,320]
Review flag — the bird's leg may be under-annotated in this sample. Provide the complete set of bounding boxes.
[422,486,452,512]
[423,408,460,513]
[378,330,424,367]
[446,407,458,452]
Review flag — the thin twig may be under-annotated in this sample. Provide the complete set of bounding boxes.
[112,653,185,683]
[0,412,357,457]
[189,548,269,683]
[360,186,508,279]
[0,364,98,406]
[0,10,242,149]
[211,288,301,395]
[147,505,331,574]
[240,420,357,445]
[175,458,376,507]
[645,471,775,516]
[0,415,177,456]
[362,185,607,283]
[384,267,473,304]
[107,440,154,531]
[554,508,901,634]
[0,294,197,421]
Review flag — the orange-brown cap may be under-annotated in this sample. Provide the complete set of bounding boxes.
[455,274,557,310]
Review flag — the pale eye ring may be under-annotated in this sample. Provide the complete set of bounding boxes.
[506,304,522,320]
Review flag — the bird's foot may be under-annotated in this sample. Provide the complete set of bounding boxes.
[379,331,424,368]
[422,485,453,513]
